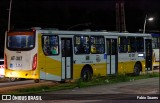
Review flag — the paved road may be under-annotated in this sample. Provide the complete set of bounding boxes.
[0,79,56,93]
[42,77,159,100]
[47,77,159,94]
[0,77,159,103]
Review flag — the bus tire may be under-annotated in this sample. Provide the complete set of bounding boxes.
[134,63,141,76]
[34,79,40,83]
[9,77,16,82]
[81,67,92,81]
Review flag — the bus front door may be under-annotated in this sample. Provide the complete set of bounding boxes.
[145,39,152,71]
[106,38,118,75]
[61,38,73,80]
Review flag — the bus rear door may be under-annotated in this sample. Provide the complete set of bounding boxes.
[106,38,118,75]
[61,38,73,80]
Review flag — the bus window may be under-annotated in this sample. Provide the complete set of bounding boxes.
[7,32,35,50]
[136,37,144,52]
[118,37,127,53]
[90,36,105,54]
[42,35,59,55]
[128,37,136,52]
[74,36,89,54]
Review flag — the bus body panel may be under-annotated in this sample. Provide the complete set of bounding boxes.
[5,31,39,79]
[4,29,152,82]
[73,54,107,79]
[5,51,39,79]
[38,33,62,81]
[118,52,146,74]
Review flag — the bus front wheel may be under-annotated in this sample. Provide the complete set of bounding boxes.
[81,67,92,81]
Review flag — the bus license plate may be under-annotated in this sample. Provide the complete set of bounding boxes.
[16,63,22,67]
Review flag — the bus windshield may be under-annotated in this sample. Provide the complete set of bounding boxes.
[7,31,35,50]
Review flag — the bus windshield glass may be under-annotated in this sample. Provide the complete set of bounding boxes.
[7,31,35,50]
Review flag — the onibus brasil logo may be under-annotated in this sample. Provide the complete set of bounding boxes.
[1,95,42,100]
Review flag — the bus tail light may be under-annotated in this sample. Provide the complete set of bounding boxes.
[32,54,37,70]
[4,54,8,69]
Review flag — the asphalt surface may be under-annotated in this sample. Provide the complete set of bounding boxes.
[0,77,159,103]
[41,77,159,100]
[0,68,159,103]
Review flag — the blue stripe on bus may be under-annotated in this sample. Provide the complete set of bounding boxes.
[151,34,160,37]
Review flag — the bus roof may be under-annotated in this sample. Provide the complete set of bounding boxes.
[36,29,151,37]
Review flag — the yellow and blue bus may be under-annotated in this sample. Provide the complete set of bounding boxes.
[4,28,152,83]
[151,33,160,68]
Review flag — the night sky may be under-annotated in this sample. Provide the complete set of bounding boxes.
[0,0,160,57]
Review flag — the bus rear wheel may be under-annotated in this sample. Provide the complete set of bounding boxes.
[9,77,16,82]
[81,68,92,81]
[134,63,141,76]
[34,79,40,83]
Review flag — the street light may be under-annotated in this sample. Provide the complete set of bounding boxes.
[143,15,154,33]
[8,0,12,31]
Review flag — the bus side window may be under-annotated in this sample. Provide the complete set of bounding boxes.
[136,37,144,52]
[42,35,59,55]
[90,36,105,54]
[74,36,89,54]
[128,37,136,52]
[118,37,127,53]
[43,44,50,55]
